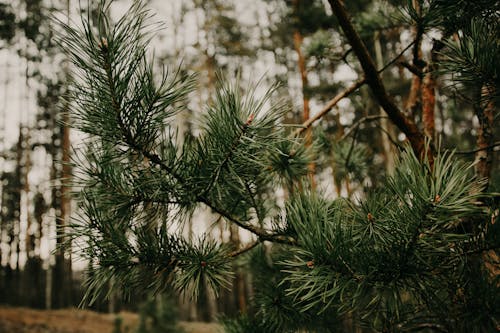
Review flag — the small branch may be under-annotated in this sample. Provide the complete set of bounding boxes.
[399,60,423,77]
[451,141,500,155]
[228,240,260,257]
[338,115,389,141]
[293,78,365,137]
[378,40,415,74]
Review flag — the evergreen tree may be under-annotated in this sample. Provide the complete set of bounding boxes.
[58,1,499,332]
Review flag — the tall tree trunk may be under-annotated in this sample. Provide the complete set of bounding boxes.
[292,0,315,187]
[53,0,72,308]
[474,86,495,183]
[374,31,395,173]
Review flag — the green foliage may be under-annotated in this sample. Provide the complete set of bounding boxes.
[59,1,499,332]
[439,19,500,102]
[59,0,310,306]
[281,147,496,330]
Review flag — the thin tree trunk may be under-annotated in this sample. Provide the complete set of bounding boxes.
[53,0,72,308]
[374,31,395,173]
[292,0,315,187]
[474,86,495,182]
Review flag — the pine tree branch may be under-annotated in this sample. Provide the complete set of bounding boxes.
[98,43,297,246]
[327,0,428,157]
[202,115,254,197]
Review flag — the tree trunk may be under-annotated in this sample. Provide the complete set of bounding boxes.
[474,86,495,183]
[374,31,395,173]
[292,0,315,187]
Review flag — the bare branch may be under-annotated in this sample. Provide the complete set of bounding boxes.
[228,240,260,257]
[293,78,365,137]
[338,115,389,141]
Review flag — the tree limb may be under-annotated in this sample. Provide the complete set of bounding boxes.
[293,78,365,137]
[327,0,427,158]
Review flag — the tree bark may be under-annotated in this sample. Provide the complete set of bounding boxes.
[474,86,495,183]
[292,0,315,186]
[374,31,395,173]
[327,0,428,159]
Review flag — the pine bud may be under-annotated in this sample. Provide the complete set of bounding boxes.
[200,261,207,267]
[245,113,255,126]
[367,212,374,223]
[98,37,108,51]
[433,194,441,203]
[306,260,314,269]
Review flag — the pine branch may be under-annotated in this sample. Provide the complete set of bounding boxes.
[201,114,254,197]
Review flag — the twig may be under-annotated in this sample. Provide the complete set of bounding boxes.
[378,40,415,74]
[399,60,423,77]
[229,240,260,257]
[452,141,500,155]
[338,115,389,141]
[293,78,365,137]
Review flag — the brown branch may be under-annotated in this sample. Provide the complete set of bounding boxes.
[399,60,423,77]
[328,0,427,158]
[452,141,500,155]
[338,115,389,141]
[293,78,365,137]
[228,240,260,258]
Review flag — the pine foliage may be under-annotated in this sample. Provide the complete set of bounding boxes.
[57,1,499,331]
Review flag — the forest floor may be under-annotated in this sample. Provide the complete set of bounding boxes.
[0,306,221,333]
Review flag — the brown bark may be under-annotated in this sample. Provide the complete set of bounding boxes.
[422,72,436,140]
[422,40,444,142]
[293,26,316,186]
[327,0,428,159]
[374,31,395,173]
[474,86,495,182]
